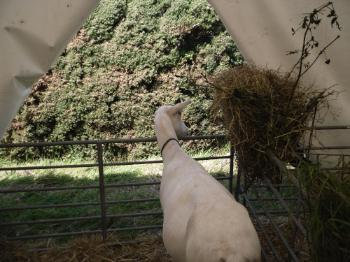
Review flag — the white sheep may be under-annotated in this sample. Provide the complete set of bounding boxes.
[154,100,261,262]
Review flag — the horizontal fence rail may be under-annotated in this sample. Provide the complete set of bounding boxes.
[0,135,226,148]
[0,156,230,172]
[1,125,349,149]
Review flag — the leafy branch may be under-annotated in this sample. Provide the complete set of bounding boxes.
[287,2,341,103]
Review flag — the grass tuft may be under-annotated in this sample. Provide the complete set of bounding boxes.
[297,161,350,262]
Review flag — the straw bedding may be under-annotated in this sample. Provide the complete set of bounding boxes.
[0,234,171,262]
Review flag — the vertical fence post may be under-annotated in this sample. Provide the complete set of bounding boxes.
[97,143,107,240]
[229,145,234,194]
[341,154,345,181]
[235,165,242,202]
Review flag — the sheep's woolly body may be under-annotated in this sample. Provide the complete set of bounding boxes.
[154,101,261,262]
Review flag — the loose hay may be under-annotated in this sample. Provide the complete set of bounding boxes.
[0,234,172,262]
[211,65,333,187]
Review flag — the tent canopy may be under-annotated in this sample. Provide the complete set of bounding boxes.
[0,0,99,138]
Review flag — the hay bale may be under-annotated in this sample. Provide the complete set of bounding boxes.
[211,65,332,187]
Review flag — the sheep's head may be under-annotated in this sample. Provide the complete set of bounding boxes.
[155,100,191,138]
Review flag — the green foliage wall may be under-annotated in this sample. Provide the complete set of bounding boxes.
[4,0,243,159]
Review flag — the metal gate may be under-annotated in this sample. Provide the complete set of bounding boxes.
[0,135,232,243]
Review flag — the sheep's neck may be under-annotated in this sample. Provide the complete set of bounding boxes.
[161,138,179,156]
[155,115,181,163]
[161,139,182,163]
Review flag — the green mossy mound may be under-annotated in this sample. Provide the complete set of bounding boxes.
[3,0,243,160]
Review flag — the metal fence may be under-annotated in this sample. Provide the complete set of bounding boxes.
[234,125,350,262]
[0,135,233,243]
[1,127,349,261]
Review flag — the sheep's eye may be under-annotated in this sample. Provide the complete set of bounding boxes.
[173,112,181,118]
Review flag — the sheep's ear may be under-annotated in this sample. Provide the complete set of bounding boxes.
[171,100,191,113]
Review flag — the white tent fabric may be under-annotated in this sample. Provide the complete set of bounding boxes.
[0,0,99,138]
[208,0,350,150]
[0,0,348,150]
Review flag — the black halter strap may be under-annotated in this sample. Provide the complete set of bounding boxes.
[161,138,180,156]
